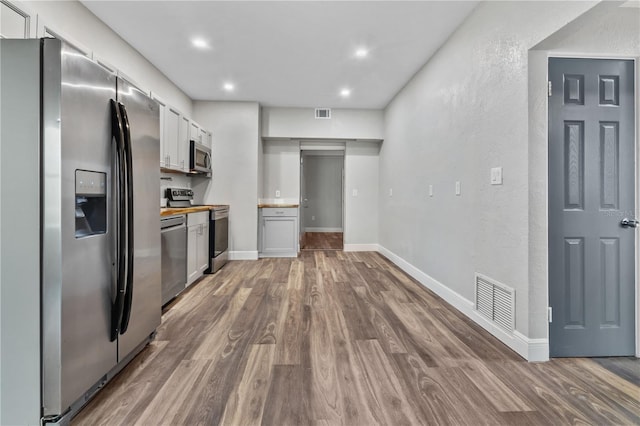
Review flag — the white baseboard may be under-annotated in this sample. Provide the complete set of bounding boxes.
[343,243,380,252]
[377,245,549,362]
[304,227,343,232]
[228,251,258,260]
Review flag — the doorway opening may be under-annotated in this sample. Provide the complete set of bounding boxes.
[299,149,344,250]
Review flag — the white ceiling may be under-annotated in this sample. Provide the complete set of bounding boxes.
[82,1,478,109]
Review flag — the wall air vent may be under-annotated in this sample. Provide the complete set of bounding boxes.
[475,273,515,332]
[314,108,331,119]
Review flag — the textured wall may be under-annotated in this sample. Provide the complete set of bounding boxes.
[380,1,600,339]
[262,107,384,140]
[193,101,260,255]
[262,140,300,203]
[345,142,379,246]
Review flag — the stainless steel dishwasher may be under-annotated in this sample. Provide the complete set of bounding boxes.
[161,215,187,305]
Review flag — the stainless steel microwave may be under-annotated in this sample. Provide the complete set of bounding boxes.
[189,140,212,174]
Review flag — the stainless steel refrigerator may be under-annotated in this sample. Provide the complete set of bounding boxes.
[0,38,161,424]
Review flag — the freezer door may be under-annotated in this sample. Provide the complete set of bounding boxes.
[41,39,118,415]
[116,77,162,360]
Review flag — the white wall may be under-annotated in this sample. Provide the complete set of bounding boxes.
[380,1,604,357]
[192,101,260,257]
[345,142,379,249]
[262,140,300,203]
[262,107,384,140]
[20,0,192,114]
[303,155,343,231]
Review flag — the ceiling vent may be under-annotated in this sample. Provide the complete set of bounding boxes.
[475,273,515,332]
[314,108,331,119]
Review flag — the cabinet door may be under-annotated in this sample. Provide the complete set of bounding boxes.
[187,225,199,286]
[197,222,209,274]
[199,128,207,146]
[154,96,167,167]
[262,217,297,255]
[180,116,190,172]
[190,121,200,143]
[165,106,181,170]
[1,1,36,38]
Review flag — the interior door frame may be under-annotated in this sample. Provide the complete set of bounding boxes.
[298,141,346,249]
[546,54,639,357]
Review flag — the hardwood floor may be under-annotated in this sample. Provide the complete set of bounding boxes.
[73,251,640,426]
[301,232,343,250]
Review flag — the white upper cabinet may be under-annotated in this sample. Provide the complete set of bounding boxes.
[154,95,167,168]
[1,1,36,38]
[155,99,211,174]
[180,115,190,172]
[190,121,201,144]
[154,92,186,172]
[199,128,208,147]
[165,106,181,170]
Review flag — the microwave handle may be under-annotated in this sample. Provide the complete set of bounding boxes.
[205,152,211,169]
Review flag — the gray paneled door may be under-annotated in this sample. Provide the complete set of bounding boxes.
[549,58,636,357]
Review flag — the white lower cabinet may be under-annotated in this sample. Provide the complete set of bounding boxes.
[259,207,298,258]
[187,211,209,286]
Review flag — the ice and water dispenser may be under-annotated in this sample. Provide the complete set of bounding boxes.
[75,170,107,238]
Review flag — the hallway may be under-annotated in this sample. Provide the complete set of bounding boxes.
[301,232,343,250]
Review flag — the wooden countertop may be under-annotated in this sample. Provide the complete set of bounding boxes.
[258,204,299,208]
[160,205,229,217]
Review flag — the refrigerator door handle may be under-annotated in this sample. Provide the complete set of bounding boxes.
[118,102,135,334]
[110,99,127,341]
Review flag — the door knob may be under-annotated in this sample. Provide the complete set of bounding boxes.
[620,218,639,228]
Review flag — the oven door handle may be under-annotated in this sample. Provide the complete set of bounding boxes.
[109,99,126,341]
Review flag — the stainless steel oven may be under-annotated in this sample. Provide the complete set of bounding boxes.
[189,140,211,175]
[208,206,229,273]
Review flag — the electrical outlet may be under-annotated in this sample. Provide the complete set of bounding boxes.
[275,190,281,198]
[352,189,358,197]
[312,215,315,221]
[428,185,433,197]
[455,181,461,196]
[389,188,393,197]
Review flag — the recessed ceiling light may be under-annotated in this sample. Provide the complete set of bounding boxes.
[223,83,235,91]
[340,88,351,97]
[355,48,369,58]
[192,38,209,49]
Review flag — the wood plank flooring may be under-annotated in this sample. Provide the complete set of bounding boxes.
[73,251,640,426]
[301,232,343,250]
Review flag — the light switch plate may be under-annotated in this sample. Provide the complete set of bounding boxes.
[389,188,393,197]
[275,190,281,197]
[428,185,433,197]
[352,189,358,197]
[455,181,461,196]
[491,167,503,185]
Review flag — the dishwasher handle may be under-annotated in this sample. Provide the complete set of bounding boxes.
[161,215,186,230]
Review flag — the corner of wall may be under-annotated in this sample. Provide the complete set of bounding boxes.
[377,245,548,361]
